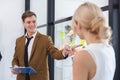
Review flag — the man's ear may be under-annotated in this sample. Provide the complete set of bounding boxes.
[23,22,25,28]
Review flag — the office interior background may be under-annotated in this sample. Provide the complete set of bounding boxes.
[0,0,120,80]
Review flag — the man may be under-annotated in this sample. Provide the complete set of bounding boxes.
[11,11,70,80]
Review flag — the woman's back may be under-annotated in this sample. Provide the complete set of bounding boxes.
[84,42,116,80]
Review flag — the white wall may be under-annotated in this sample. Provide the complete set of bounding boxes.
[0,0,24,80]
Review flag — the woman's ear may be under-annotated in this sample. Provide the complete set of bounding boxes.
[77,22,82,31]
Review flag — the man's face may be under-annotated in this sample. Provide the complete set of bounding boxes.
[23,15,37,34]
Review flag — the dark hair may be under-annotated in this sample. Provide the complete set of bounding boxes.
[22,10,37,22]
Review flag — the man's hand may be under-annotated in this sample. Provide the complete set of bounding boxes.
[11,65,20,75]
[63,45,71,56]
[63,44,82,57]
[11,69,20,74]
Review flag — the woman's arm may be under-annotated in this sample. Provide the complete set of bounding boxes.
[73,50,95,80]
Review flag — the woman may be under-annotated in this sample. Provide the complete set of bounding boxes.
[72,2,116,80]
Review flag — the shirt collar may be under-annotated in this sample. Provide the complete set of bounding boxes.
[25,31,37,38]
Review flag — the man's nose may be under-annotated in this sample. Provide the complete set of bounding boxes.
[30,22,34,26]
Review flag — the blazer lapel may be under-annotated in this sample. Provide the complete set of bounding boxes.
[21,36,25,56]
[29,32,40,63]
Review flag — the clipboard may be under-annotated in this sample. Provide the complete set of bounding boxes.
[10,67,37,74]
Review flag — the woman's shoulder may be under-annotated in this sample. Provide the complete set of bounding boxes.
[74,50,93,65]
[73,50,96,79]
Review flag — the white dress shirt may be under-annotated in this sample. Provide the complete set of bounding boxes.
[25,31,37,61]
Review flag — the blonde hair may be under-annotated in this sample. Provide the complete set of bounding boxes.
[72,2,111,40]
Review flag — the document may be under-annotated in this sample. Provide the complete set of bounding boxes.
[10,67,37,74]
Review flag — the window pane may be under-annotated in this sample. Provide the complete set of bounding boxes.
[55,0,108,20]
[37,27,47,35]
[54,21,80,80]
[103,11,109,26]
[30,0,47,26]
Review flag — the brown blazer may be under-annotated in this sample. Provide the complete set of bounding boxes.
[12,32,65,80]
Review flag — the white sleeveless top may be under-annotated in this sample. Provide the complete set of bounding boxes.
[84,42,116,80]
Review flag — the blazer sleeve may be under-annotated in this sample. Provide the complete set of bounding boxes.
[12,39,19,66]
[47,36,65,60]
